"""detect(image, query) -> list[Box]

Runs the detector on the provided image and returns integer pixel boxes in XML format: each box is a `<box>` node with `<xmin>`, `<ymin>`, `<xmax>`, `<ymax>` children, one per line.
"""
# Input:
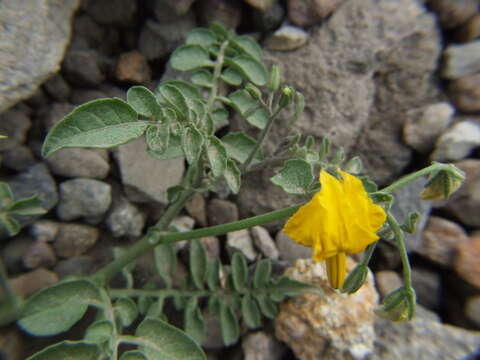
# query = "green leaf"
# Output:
<box><xmin>6</xmin><ymin>195</ymin><xmax>46</xmax><ymax>216</ymax></box>
<box><xmin>167</xmin><ymin>185</ymin><xmax>184</xmax><ymax>204</ymax></box>
<box><xmin>18</xmin><ymin>280</ymin><xmax>101</xmax><ymax>336</ymax></box>
<box><xmin>190</xmin><ymin>239</ymin><xmax>208</xmax><ymax>289</ymax></box>
<box><xmin>186</xmin><ymin>28</ymin><xmax>217</xmax><ymax>47</ymax></box>
<box><xmin>209</xmin><ymin>22</ymin><xmax>230</xmax><ymax>40</ymax></box>
<box><xmin>135</xmin><ymin>318</ymin><xmax>206</xmax><ymax>360</ymax></box>
<box><xmin>223</xmin><ymin>159</ymin><xmax>241</xmax><ymax>194</ymax></box>
<box><xmin>206</xmin><ymin>258</ymin><xmax>221</xmax><ymax>291</ymax></box>
<box><xmin>254</xmin><ymin>294</ymin><xmax>277</xmax><ymax>319</ymax></box>
<box><xmin>170</xmin><ymin>44</ymin><xmax>214</xmax><ymax>71</ymax></box>
<box><xmin>231</xmin><ymin>252</ymin><xmax>248</xmax><ymax>292</ymax></box>
<box><xmin>268</xmin><ymin>276</ymin><xmax>320</xmax><ymax>298</ymax></box>
<box><xmin>0</xmin><ymin>214</ymin><xmax>21</xmax><ymax>236</ymax></box>
<box><xmin>207</xmin><ymin>295</ymin><xmax>221</xmax><ymax>316</ymax></box>
<box><xmin>120</xmin><ymin>351</ymin><xmax>148</xmax><ymax>360</ymax></box>
<box><xmin>206</xmin><ymin>136</ymin><xmax>227</xmax><ymax>178</ymax></box>
<box><xmin>246</xmin><ymin>107</ymin><xmax>268</xmax><ymax>129</ymax></box>
<box><xmin>114</xmin><ymin>297</ymin><xmax>138</xmax><ymax>327</ymax></box>
<box><xmin>158</xmin><ymin>81</ymin><xmax>204</xmax><ymax>104</ymax></box>
<box><xmin>184</xmin><ymin>297</ymin><xmax>206</xmax><ymax>345</ymax></box>
<box><xmin>227</xmin><ymin>90</ymin><xmax>257</xmax><ymax>116</ymax></box>
<box><xmin>191</xmin><ymin>70</ymin><xmax>213</xmax><ymax>88</ymax></box>
<box><xmin>154</xmin><ymin>243</ymin><xmax>177</xmax><ymax>288</ymax></box>
<box><xmin>145</xmin><ymin>124</ymin><xmax>170</xmax><ymax>154</ymax></box>
<box><xmin>221</xmin><ymin>132</ymin><xmax>263</xmax><ymax>164</ymax></box>
<box><xmin>253</xmin><ymin>259</ymin><xmax>272</xmax><ymax>289</ymax></box>
<box><xmin>84</xmin><ymin>320</ymin><xmax>113</xmax><ymax>344</ymax></box>
<box><xmin>231</xmin><ymin>35</ymin><xmax>262</xmax><ymax>61</ymax></box>
<box><xmin>113</xmin><ymin>247</ymin><xmax>135</xmax><ymax>288</ymax></box>
<box><xmin>271</xmin><ymin>159</ymin><xmax>314</xmax><ymax>194</ymax></box>
<box><xmin>241</xmin><ymin>295</ymin><xmax>261</xmax><ymax>329</ymax></box>
<box><xmin>148</xmin><ymin>134</ymin><xmax>184</xmax><ymax>160</ymax></box>
<box><xmin>0</xmin><ymin>182</ymin><xmax>14</xmax><ymax>206</ymax></box>
<box><xmin>26</xmin><ymin>341</ymin><xmax>100</xmax><ymax>360</ymax></box>
<box><xmin>147</xmin><ymin>296</ymin><xmax>166</xmax><ymax>318</ymax></box>
<box><xmin>220</xmin><ymin>302</ymin><xmax>240</xmax><ymax>346</ymax></box>
<box><xmin>41</xmin><ymin>99</ymin><xmax>147</xmax><ymax>157</ymax></box>
<box><xmin>182</xmin><ymin>126</ymin><xmax>204</xmax><ymax>164</ymax></box>
<box><xmin>127</xmin><ymin>86</ymin><xmax>162</xmax><ymax>119</ymax></box>
<box><xmin>221</xmin><ymin>67</ymin><xmax>243</xmax><ymax>86</ymax></box>
<box><xmin>157</xmin><ymin>84</ymin><xmax>189</xmax><ymax>120</ymax></box>
<box><xmin>211</xmin><ymin>108</ymin><xmax>229</xmax><ymax>127</ymax></box>
<box><xmin>225</xmin><ymin>55</ymin><xmax>268</xmax><ymax>86</ymax></box>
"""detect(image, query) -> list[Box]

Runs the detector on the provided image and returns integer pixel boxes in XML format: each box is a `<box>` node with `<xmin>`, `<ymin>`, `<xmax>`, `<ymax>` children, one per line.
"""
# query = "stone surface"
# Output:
<box><xmin>1</xmin><ymin>236</ymin><xmax>33</xmax><ymax>273</ymax></box>
<box><xmin>454</xmin><ymin>14</ymin><xmax>480</xmax><ymax>43</ymax></box>
<box><xmin>264</xmin><ymin>25</ymin><xmax>309</xmax><ymax>51</ymax></box>
<box><xmin>276</xmin><ymin>231</ymin><xmax>313</xmax><ymax>264</ymax></box>
<box><xmin>432</xmin><ymin>120</ymin><xmax>480</xmax><ymax>161</ymax></box>
<box><xmin>106</xmin><ymin>195</ymin><xmax>145</xmax><ymax>238</ymax></box>
<box><xmin>428</xmin><ymin>0</ymin><xmax>478</xmax><ymax>29</ymax></box>
<box><xmin>198</xmin><ymin>236</ymin><xmax>220</xmax><ymax>260</ymax></box>
<box><xmin>411</xmin><ymin>267</ymin><xmax>442</xmax><ymax>311</ymax></box>
<box><xmin>30</xmin><ymin>220</ymin><xmax>60</xmax><ymax>243</ymax></box>
<box><xmin>454</xmin><ymin>235</ymin><xmax>480</xmax><ymax>289</ymax></box>
<box><xmin>46</xmin><ymin>148</ymin><xmax>110</xmax><ymax>179</ymax></box>
<box><xmin>253</xmin><ymin>2</ymin><xmax>285</xmax><ymax>32</ymax></box>
<box><xmin>465</xmin><ymin>296</ymin><xmax>480</xmax><ymax>328</ymax></box>
<box><xmin>115</xmin><ymin>137</ymin><xmax>184</xmax><ymax>204</ymax></box>
<box><xmin>2</xmin><ymin>145</ymin><xmax>37</xmax><ymax>171</ymax></box>
<box><xmin>0</xmin><ymin>328</ymin><xmax>25</xmax><ymax>360</ymax></box>
<box><xmin>242</xmin><ymin>331</ymin><xmax>286</xmax><ymax>360</ymax></box>
<box><xmin>62</xmin><ymin>49</ymin><xmax>105</xmax><ymax>87</ymax></box>
<box><xmin>56</xmin><ymin>178</ymin><xmax>112</xmax><ymax>222</ymax></box>
<box><xmin>198</xmin><ymin>0</ymin><xmax>242</xmax><ymax>29</ymax></box>
<box><xmin>275</xmin><ymin>258</ymin><xmax>378</xmax><ymax>360</ymax></box>
<box><xmin>42</xmin><ymin>102</ymin><xmax>75</xmax><ymax>130</ymax></box>
<box><xmin>226</xmin><ymin>229</ymin><xmax>257</xmax><ymax>262</ymax></box>
<box><xmin>418</xmin><ymin>216</ymin><xmax>469</xmax><ymax>267</ymax></box>
<box><xmin>449</xmin><ymin>74</ymin><xmax>480</xmax><ymax>113</ymax></box>
<box><xmin>374</xmin><ymin>270</ymin><xmax>403</xmax><ymax>299</ymax></box>
<box><xmin>442</xmin><ymin>40</ymin><xmax>480</xmax><ymax>79</ymax></box>
<box><xmin>153</xmin><ymin>0</ymin><xmax>197</xmax><ymax>18</ymax></box>
<box><xmin>0</xmin><ymin>0</ymin><xmax>79</xmax><ymax>112</ymax></box>
<box><xmin>288</xmin><ymin>0</ymin><xmax>344</xmax><ymax>27</ymax></box>
<box><xmin>370</xmin><ymin>316</ymin><xmax>480</xmax><ymax>359</ymax></box>
<box><xmin>442</xmin><ymin>160</ymin><xmax>480</xmax><ymax>228</ymax></box>
<box><xmin>54</xmin><ymin>255</ymin><xmax>95</xmax><ymax>279</ymax></box>
<box><xmin>53</xmin><ymin>223</ymin><xmax>99</xmax><ymax>258</ymax></box>
<box><xmin>403</xmin><ymin>102</ymin><xmax>454</xmax><ymax>154</ymax></box>
<box><xmin>207</xmin><ymin>199</ymin><xmax>239</xmax><ymax>226</ymax></box>
<box><xmin>251</xmin><ymin>226</ymin><xmax>280</xmax><ymax>260</ymax></box>
<box><xmin>84</xmin><ymin>0</ymin><xmax>137</xmax><ymax>25</ymax></box>
<box><xmin>116</xmin><ymin>51</ymin><xmax>151</xmax><ymax>84</ymax></box>
<box><xmin>185</xmin><ymin>192</ymin><xmax>207</xmax><ymax>226</ymax></box>
<box><xmin>244</xmin><ymin>0</ymin><xmax>275</xmax><ymax>12</ymax></box>
<box><xmin>22</xmin><ymin>241</ymin><xmax>56</xmax><ymax>269</ymax></box>
<box><xmin>0</xmin><ymin>109</ymin><xmax>31</xmax><ymax>151</ymax></box>
<box><xmin>8</xmin><ymin>163</ymin><xmax>58</xmax><ymax>213</ymax></box>
<box><xmin>240</xmin><ymin>0</ymin><xmax>442</xmax><ymax>214</ymax></box>
<box><xmin>43</xmin><ymin>73</ymin><xmax>71</xmax><ymax>102</ymax></box>
<box><xmin>9</xmin><ymin>268</ymin><xmax>59</xmax><ymax>297</ymax></box>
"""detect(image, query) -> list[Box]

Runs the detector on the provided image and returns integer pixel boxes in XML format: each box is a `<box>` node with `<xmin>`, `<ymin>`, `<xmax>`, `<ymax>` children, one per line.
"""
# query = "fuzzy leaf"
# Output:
<box><xmin>220</xmin><ymin>302</ymin><xmax>240</xmax><ymax>346</ymax></box>
<box><xmin>135</xmin><ymin>318</ymin><xmax>206</xmax><ymax>360</ymax></box>
<box><xmin>157</xmin><ymin>84</ymin><xmax>189</xmax><ymax>120</ymax></box>
<box><xmin>271</xmin><ymin>159</ymin><xmax>314</xmax><ymax>194</ymax></box>
<box><xmin>84</xmin><ymin>320</ymin><xmax>113</xmax><ymax>344</ymax></box>
<box><xmin>127</xmin><ymin>86</ymin><xmax>162</xmax><ymax>119</ymax></box>
<box><xmin>18</xmin><ymin>280</ymin><xmax>101</xmax><ymax>336</ymax></box>
<box><xmin>246</xmin><ymin>107</ymin><xmax>268</xmax><ymax>129</ymax></box>
<box><xmin>120</xmin><ymin>351</ymin><xmax>148</xmax><ymax>360</ymax></box>
<box><xmin>42</xmin><ymin>99</ymin><xmax>146</xmax><ymax>157</ymax></box>
<box><xmin>154</xmin><ymin>243</ymin><xmax>177</xmax><ymax>288</ymax></box>
<box><xmin>206</xmin><ymin>136</ymin><xmax>228</xmax><ymax>178</ymax></box>
<box><xmin>227</xmin><ymin>90</ymin><xmax>257</xmax><ymax>116</ymax></box>
<box><xmin>148</xmin><ymin>134</ymin><xmax>184</xmax><ymax>160</ymax></box>
<box><xmin>223</xmin><ymin>159</ymin><xmax>241</xmax><ymax>194</ymax></box>
<box><xmin>231</xmin><ymin>252</ymin><xmax>248</xmax><ymax>292</ymax></box>
<box><xmin>254</xmin><ymin>294</ymin><xmax>277</xmax><ymax>319</ymax></box>
<box><xmin>231</xmin><ymin>36</ymin><xmax>262</xmax><ymax>61</ymax></box>
<box><xmin>114</xmin><ymin>297</ymin><xmax>138</xmax><ymax>327</ymax></box>
<box><xmin>0</xmin><ymin>182</ymin><xmax>13</xmax><ymax>206</ymax></box>
<box><xmin>207</xmin><ymin>295</ymin><xmax>221</xmax><ymax>316</ymax></box>
<box><xmin>241</xmin><ymin>295</ymin><xmax>261</xmax><ymax>329</ymax></box>
<box><xmin>221</xmin><ymin>132</ymin><xmax>263</xmax><ymax>164</ymax></box>
<box><xmin>186</xmin><ymin>28</ymin><xmax>217</xmax><ymax>47</ymax></box>
<box><xmin>5</xmin><ymin>195</ymin><xmax>46</xmax><ymax>216</ymax></box>
<box><xmin>170</xmin><ymin>44</ymin><xmax>214</xmax><ymax>71</ymax></box>
<box><xmin>146</xmin><ymin>124</ymin><xmax>170</xmax><ymax>154</ymax></box>
<box><xmin>184</xmin><ymin>297</ymin><xmax>206</xmax><ymax>344</ymax></box>
<box><xmin>221</xmin><ymin>67</ymin><xmax>243</xmax><ymax>86</ymax></box>
<box><xmin>268</xmin><ymin>276</ymin><xmax>320</xmax><ymax>298</ymax></box>
<box><xmin>253</xmin><ymin>258</ymin><xmax>272</xmax><ymax>289</ymax></box>
<box><xmin>225</xmin><ymin>55</ymin><xmax>267</xmax><ymax>86</ymax></box>
<box><xmin>190</xmin><ymin>240</ymin><xmax>208</xmax><ymax>289</ymax></box>
<box><xmin>207</xmin><ymin>258</ymin><xmax>221</xmax><ymax>291</ymax></box>
<box><xmin>0</xmin><ymin>214</ymin><xmax>21</xmax><ymax>236</ymax></box>
<box><xmin>26</xmin><ymin>341</ymin><xmax>100</xmax><ymax>360</ymax></box>
<box><xmin>182</xmin><ymin>126</ymin><xmax>204</xmax><ymax>164</ymax></box>
<box><xmin>191</xmin><ymin>70</ymin><xmax>213</xmax><ymax>88</ymax></box>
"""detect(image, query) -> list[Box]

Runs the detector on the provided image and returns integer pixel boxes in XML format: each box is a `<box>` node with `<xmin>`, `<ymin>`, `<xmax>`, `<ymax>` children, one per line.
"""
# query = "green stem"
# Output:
<box><xmin>386</xmin><ymin>214</ymin><xmax>412</xmax><ymax>290</ymax></box>
<box><xmin>110</xmin><ymin>288</ymin><xmax>211</xmax><ymax>299</ymax></box>
<box><xmin>98</xmin><ymin>288</ymin><xmax>119</xmax><ymax>359</ymax></box>
<box><xmin>380</xmin><ymin>163</ymin><xmax>440</xmax><ymax>194</ymax></box>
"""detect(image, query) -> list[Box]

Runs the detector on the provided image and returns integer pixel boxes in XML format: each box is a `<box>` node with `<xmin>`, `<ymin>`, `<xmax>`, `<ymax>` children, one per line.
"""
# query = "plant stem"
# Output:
<box><xmin>386</xmin><ymin>213</ymin><xmax>412</xmax><ymax>290</ymax></box>
<box><xmin>380</xmin><ymin>162</ymin><xmax>440</xmax><ymax>194</ymax></box>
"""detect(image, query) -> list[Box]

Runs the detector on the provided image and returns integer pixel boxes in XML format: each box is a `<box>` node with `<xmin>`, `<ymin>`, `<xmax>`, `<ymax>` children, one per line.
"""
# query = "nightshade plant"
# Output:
<box><xmin>0</xmin><ymin>23</ymin><xmax>466</xmax><ymax>359</ymax></box>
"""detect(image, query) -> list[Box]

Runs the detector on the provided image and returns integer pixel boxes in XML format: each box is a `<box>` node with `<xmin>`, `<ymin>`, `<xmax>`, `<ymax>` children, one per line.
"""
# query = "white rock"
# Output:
<box><xmin>432</xmin><ymin>120</ymin><xmax>480</xmax><ymax>161</ymax></box>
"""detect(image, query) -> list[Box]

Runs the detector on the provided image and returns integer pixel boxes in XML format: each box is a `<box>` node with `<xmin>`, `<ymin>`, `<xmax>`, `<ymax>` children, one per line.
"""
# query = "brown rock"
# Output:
<box><xmin>10</xmin><ymin>268</ymin><xmax>59</xmax><ymax>297</ymax></box>
<box><xmin>207</xmin><ymin>199</ymin><xmax>239</xmax><ymax>226</ymax></box>
<box><xmin>244</xmin><ymin>0</ymin><xmax>275</xmax><ymax>12</ymax></box>
<box><xmin>418</xmin><ymin>216</ymin><xmax>469</xmax><ymax>266</ymax></box>
<box><xmin>465</xmin><ymin>296</ymin><xmax>480</xmax><ymax>327</ymax></box>
<box><xmin>22</xmin><ymin>241</ymin><xmax>56</xmax><ymax>269</ymax></box>
<box><xmin>30</xmin><ymin>220</ymin><xmax>60</xmax><ymax>243</ymax></box>
<box><xmin>274</xmin><ymin>258</ymin><xmax>378</xmax><ymax>360</ymax></box>
<box><xmin>46</xmin><ymin>148</ymin><xmax>110</xmax><ymax>179</ymax></box>
<box><xmin>242</xmin><ymin>331</ymin><xmax>286</xmax><ymax>360</ymax></box>
<box><xmin>185</xmin><ymin>192</ymin><xmax>207</xmax><ymax>226</ymax></box>
<box><xmin>0</xmin><ymin>328</ymin><xmax>26</xmax><ymax>360</ymax></box>
<box><xmin>454</xmin><ymin>14</ymin><xmax>480</xmax><ymax>42</ymax></box>
<box><xmin>288</xmin><ymin>0</ymin><xmax>344</xmax><ymax>27</ymax></box>
<box><xmin>199</xmin><ymin>236</ymin><xmax>220</xmax><ymax>260</ymax></box>
<box><xmin>53</xmin><ymin>223</ymin><xmax>100</xmax><ymax>258</ymax></box>
<box><xmin>449</xmin><ymin>73</ymin><xmax>480</xmax><ymax>113</ymax></box>
<box><xmin>116</xmin><ymin>51</ymin><xmax>151</xmax><ymax>84</ymax></box>
<box><xmin>198</xmin><ymin>0</ymin><xmax>242</xmax><ymax>29</ymax></box>
<box><xmin>428</xmin><ymin>0</ymin><xmax>478</xmax><ymax>29</ymax></box>
<box><xmin>454</xmin><ymin>235</ymin><xmax>480</xmax><ymax>288</ymax></box>
<box><xmin>375</xmin><ymin>270</ymin><xmax>403</xmax><ymax>299</ymax></box>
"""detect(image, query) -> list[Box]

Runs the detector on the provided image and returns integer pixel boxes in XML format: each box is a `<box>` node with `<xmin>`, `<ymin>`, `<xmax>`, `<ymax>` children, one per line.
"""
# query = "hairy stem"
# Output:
<box><xmin>380</xmin><ymin>162</ymin><xmax>440</xmax><ymax>194</ymax></box>
<box><xmin>386</xmin><ymin>213</ymin><xmax>412</xmax><ymax>291</ymax></box>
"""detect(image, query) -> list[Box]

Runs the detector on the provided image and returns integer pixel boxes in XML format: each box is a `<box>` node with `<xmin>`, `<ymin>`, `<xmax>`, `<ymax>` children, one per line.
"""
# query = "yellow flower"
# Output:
<box><xmin>283</xmin><ymin>170</ymin><xmax>386</xmax><ymax>289</ymax></box>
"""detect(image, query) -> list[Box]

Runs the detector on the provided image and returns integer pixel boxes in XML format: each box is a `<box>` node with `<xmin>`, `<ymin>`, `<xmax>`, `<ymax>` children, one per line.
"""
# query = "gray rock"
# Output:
<box><xmin>207</xmin><ymin>199</ymin><xmax>239</xmax><ymax>226</ymax></box>
<box><xmin>227</xmin><ymin>229</ymin><xmax>257</xmax><ymax>262</ymax></box>
<box><xmin>106</xmin><ymin>195</ymin><xmax>146</xmax><ymax>238</ymax></box>
<box><xmin>371</xmin><ymin>317</ymin><xmax>480</xmax><ymax>360</ymax></box>
<box><xmin>251</xmin><ymin>226</ymin><xmax>280</xmax><ymax>260</ymax></box>
<box><xmin>465</xmin><ymin>296</ymin><xmax>480</xmax><ymax>328</ymax></box>
<box><xmin>264</xmin><ymin>25</ymin><xmax>309</xmax><ymax>51</ymax></box>
<box><xmin>0</xmin><ymin>0</ymin><xmax>80</xmax><ymax>113</ymax></box>
<box><xmin>0</xmin><ymin>109</ymin><xmax>31</xmax><ymax>151</ymax></box>
<box><xmin>288</xmin><ymin>0</ymin><xmax>344</xmax><ymax>27</ymax></box>
<box><xmin>403</xmin><ymin>102</ymin><xmax>454</xmax><ymax>154</ymax></box>
<box><xmin>22</xmin><ymin>241</ymin><xmax>56</xmax><ymax>269</ymax></box>
<box><xmin>53</xmin><ymin>223</ymin><xmax>100</xmax><ymax>258</ymax></box>
<box><xmin>57</xmin><ymin>178</ymin><xmax>111</xmax><ymax>222</ymax></box>
<box><xmin>275</xmin><ymin>231</ymin><xmax>312</xmax><ymax>264</ymax></box>
<box><xmin>84</xmin><ymin>0</ymin><xmax>137</xmax><ymax>26</ymax></box>
<box><xmin>42</xmin><ymin>102</ymin><xmax>75</xmax><ymax>130</ymax></box>
<box><xmin>30</xmin><ymin>220</ymin><xmax>60</xmax><ymax>243</ymax></box>
<box><xmin>62</xmin><ymin>49</ymin><xmax>105</xmax><ymax>87</ymax></box>
<box><xmin>443</xmin><ymin>41</ymin><xmax>480</xmax><ymax>79</ymax></box>
<box><xmin>153</xmin><ymin>0</ymin><xmax>197</xmax><ymax>18</ymax></box>
<box><xmin>242</xmin><ymin>331</ymin><xmax>286</xmax><ymax>360</ymax></box>
<box><xmin>46</xmin><ymin>148</ymin><xmax>110</xmax><ymax>179</ymax></box>
<box><xmin>8</xmin><ymin>163</ymin><xmax>58</xmax><ymax>213</ymax></box>
<box><xmin>432</xmin><ymin>120</ymin><xmax>480</xmax><ymax>162</ymax></box>
<box><xmin>115</xmin><ymin>137</ymin><xmax>184</xmax><ymax>204</ymax></box>
<box><xmin>2</xmin><ymin>145</ymin><xmax>37</xmax><ymax>171</ymax></box>
<box><xmin>411</xmin><ymin>267</ymin><xmax>441</xmax><ymax>311</ymax></box>
<box><xmin>389</xmin><ymin>179</ymin><xmax>431</xmax><ymax>252</ymax></box>
<box><xmin>43</xmin><ymin>73</ymin><xmax>71</xmax><ymax>102</ymax></box>
<box><xmin>252</xmin><ymin>2</ymin><xmax>285</xmax><ymax>32</ymax></box>
<box><xmin>0</xmin><ymin>236</ymin><xmax>33</xmax><ymax>273</ymax></box>
<box><xmin>54</xmin><ymin>256</ymin><xmax>95</xmax><ymax>279</ymax></box>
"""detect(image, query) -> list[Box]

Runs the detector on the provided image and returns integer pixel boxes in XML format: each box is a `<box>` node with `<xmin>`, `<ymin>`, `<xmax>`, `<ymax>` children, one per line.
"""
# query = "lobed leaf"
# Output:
<box><xmin>225</xmin><ymin>55</ymin><xmax>268</xmax><ymax>86</ymax></box>
<box><xmin>231</xmin><ymin>252</ymin><xmax>248</xmax><ymax>292</ymax></box>
<box><xmin>221</xmin><ymin>132</ymin><xmax>264</xmax><ymax>165</ymax></box>
<box><xmin>127</xmin><ymin>86</ymin><xmax>162</xmax><ymax>119</ymax></box>
<box><xmin>191</xmin><ymin>70</ymin><xmax>213</xmax><ymax>88</ymax></box>
<box><xmin>114</xmin><ymin>297</ymin><xmax>139</xmax><ymax>328</ymax></box>
<box><xmin>253</xmin><ymin>258</ymin><xmax>272</xmax><ymax>289</ymax></box>
<box><xmin>227</xmin><ymin>90</ymin><xmax>258</xmax><ymax>116</ymax></box>
<box><xmin>206</xmin><ymin>136</ymin><xmax>228</xmax><ymax>178</ymax></box>
<box><xmin>186</xmin><ymin>28</ymin><xmax>217</xmax><ymax>47</ymax></box>
<box><xmin>154</xmin><ymin>243</ymin><xmax>177</xmax><ymax>288</ymax></box>
<box><xmin>170</xmin><ymin>44</ymin><xmax>214</xmax><ymax>71</ymax></box>
<box><xmin>146</xmin><ymin>124</ymin><xmax>170</xmax><ymax>154</ymax></box>
<box><xmin>231</xmin><ymin>35</ymin><xmax>262</xmax><ymax>61</ymax></box>
<box><xmin>190</xmin><ymin>240</ymin><xmax>208</xmax><ymax>289</ymax></box>
<box><xmin>5</xmin><ymin>195</ymin><xmax>46</xmax><ymax>216</ymax></box>
<box><xmin>42</xmin><ymin>99</ymin><xmax>147</xmax><ymax>157</ymax></box>
<box><xmin>182</xmin><ymin>126</ymin><xmax>204</xmax><ymax>164</ymax></box>
<box><xmin>26</xmin><ymin>341</ymin><xmax>100</xmax><ymax>360</ymax></box>
<box><xmin>84</xmin><ymin>320</ymin><xmax>114</xmax><ymax>344</ymax></box>
<box><xmin>221</xmin><ymin>67</ymin><xmax>243</xmax><ymax>86</ymax></box>
<box><xmin>223</xmin><ymin>159</ymin><xmax>241</xmax><ymax>194</ymax></box>
<box><xmin>246</xmin><ymin>107</ymin><xmax>268</xmax><ymax>130</ymax></box>
<box><xmin>271</xmin><ymin>159</ymin><xmax>314</xmax><ymax>194</ymax></box>
<box><xmin>241</xmin><ymin>295</ymin><xmax>261</xmax><ymax>329</ymax></box>
<box><xmin>219</xmin><ymin>302</ymin><xmax>240</xmax><ymax>346</ymax></box>
<box><xmin>148</xmin><ymin>134</ymin><xmax>184</xmax><ymax>160</ymax></box>
<box><xmin>184</xmin><ymin>297</ymin><xmax>206</xmax><ymax>345</ymax></box>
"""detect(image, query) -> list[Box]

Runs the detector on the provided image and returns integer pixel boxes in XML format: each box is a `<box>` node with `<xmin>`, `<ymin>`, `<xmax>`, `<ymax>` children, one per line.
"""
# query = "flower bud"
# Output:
<box><xmin>420</xmin><ymin>164</ymin><xmax>465</xmax><ymax>200</ymax></box>
<box><xmin>344</xmin><ymin>156</ymin><xmax>363</xmax><ymax>175</ymax></box>
<box><xmin>269</xmin><ymin>65</ymin><xmax>281</xmax><ymax>92</ymax></box>
<box><xmin>341</xmin><ymin>264</ymin><xmax>368</xmax><ymax>294</ymax></box>
<box><xmin>375</xmin><ymin>287</ymin><xmax>416</xmax><ymax>322</ymax></box>
<box><xmin>278</xmin><ymin>86</ymin><xmax>294</xmax><ymax>108</ymax></box>
<box><xmin>245</xmin><ymin>83</ymin><xmax>262</xmax><ymax>101</ymax></box>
